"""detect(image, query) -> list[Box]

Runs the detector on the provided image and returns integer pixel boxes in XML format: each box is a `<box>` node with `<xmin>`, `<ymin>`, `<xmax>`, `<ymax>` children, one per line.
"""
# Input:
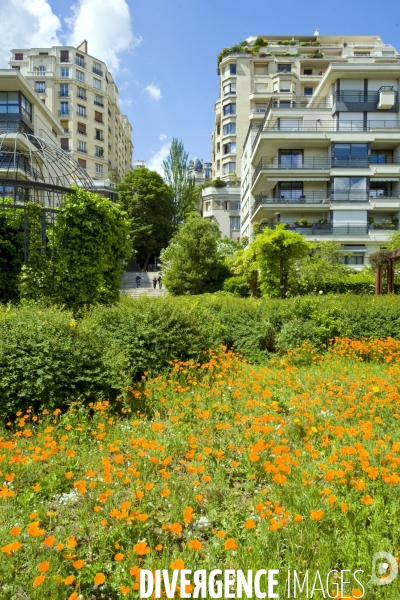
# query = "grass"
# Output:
<box><xmin>0</xmin><ymin>339</ymin><xmax>400</xmax><ymax>599</ymax></box>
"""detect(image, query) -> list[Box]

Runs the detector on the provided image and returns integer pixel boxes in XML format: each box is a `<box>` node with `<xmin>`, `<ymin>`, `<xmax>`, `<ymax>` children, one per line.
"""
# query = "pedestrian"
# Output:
<box><xmin>152</xmin><ymin>276</ymin><xmax>157</xmax><ymax>289</ymax></box>
<box><xmin>157</xmin><ymin>273</ymin><xmax>162</xmax><ymax>289</ymax></box>
<box><xmin>135</xmin><ymin>273</ymin><xmax>142</xmax><ymax>288</ymax></box>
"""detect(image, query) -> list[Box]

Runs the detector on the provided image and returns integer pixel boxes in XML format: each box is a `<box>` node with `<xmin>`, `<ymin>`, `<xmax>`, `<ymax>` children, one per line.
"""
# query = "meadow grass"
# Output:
<box><xmin>0</xmin><ymin>339</ymin><xmax>399</xmax><ymax>599</ymax></box>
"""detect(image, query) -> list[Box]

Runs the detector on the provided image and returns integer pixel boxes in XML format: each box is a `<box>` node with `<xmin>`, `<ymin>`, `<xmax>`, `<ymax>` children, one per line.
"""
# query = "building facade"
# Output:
<box><xmin>211</xmin><ymin>34</ymin><xmax>400</xmax><ymax>264</ymax></box>
<box><xmin>9</xmin><ymin>41</ymin><xmax>133</xmax><ymax>183</ymax></box>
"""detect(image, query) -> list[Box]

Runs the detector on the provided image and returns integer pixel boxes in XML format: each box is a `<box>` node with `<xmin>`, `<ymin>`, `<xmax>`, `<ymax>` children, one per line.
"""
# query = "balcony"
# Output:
<box><xmin>94</xmin><ymin>136</ymin><xmax>104</xmax><ymax>141</ymax></box>
<box><xmin>58</xmin><ymin>92</ymin><xmax>70</xmax><ymax>97</ymax></box>
<box><xmin>77</xmin><ymin>130</ymin><xmax>87</xmax><ymax>135</ymax></box>
<box><xmin>75</xmin><ymin>58</ymin><xmax>86</xmax><ymax>68</ymax></box>
<box><xmin>253</xmin><ymin>156</ymin><xmax>331</xmax><ymax>183</ymax></box>
<box><xmin>94</xmin><ymin>118</ymin><xmax>104</xmax><ymax>124</ymax></box>
<box><xmin>258</xmin><ymin>119</ymin><xmax>400</xmax><ymax>134</ymax></box>
<box><xmin>93</xmin><ymin>67</ymin><xmax>103</xmax><ymax>77</ymax></box>
<box><xmin>77</xmin><ymin>111</ymin><xmax>87</xmax><ymax>118</ymax></box>
<box><xmin>77</xmin><ymin>93</ymin><xmax>87</xmax><ymax>101</ymax></box>
<box><xmin>333</xmin><ymin>88</ymin><xmax>398</xmax><ymax>113</ymax></box>
<box><xmin>259</xmin><ymin>222</ymin><xmax>371</xmax><ymax>236</ymax></box>
<box><xmin>253</xmin><ymin>192</ymin><xmax>329</xmax><ymax>212</ymax></box>
<box><xmin>94</xmin><ymin>100</ymin><xmax>104</xmax><ymax>107</ymax></box>
<box><xmin>77</xmin><ymin>148</ymin><xmax>87</xmax><ymax>154</ymax></box>
<box><xmin>58</xmin><ymin>110</ymin><xmax>70</xmax><ymax>116</ymax></box>
<box><xmin>270</xmin><ymin>97</ymin><xmax>331</xmax><ymax>109</ymax></box>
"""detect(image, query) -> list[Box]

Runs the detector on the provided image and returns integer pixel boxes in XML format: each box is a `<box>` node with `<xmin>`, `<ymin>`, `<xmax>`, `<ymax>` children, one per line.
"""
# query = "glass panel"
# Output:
<box><xmin>280</xmin><ymin>151</ymin><xmax>303</xmax><ymax>168</ymax></box>
<box><xmin>279</xmin><ymin>182</ymin><xmax>303</xmax><ymax>199</ymax></box>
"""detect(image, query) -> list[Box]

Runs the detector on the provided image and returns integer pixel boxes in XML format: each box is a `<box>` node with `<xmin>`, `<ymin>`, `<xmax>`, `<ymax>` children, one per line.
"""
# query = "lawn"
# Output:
<box><xmin>0</xmin><ymin>339</ymin><xmax>399</xmax><ymax>599</ymax></box>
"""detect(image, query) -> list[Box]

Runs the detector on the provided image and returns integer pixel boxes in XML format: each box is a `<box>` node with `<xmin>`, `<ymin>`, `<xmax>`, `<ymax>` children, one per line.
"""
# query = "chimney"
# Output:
<box><xmin>77</xmin><ymin>40</ymin><xmax>88</xmax><ymax>54</ymax></box>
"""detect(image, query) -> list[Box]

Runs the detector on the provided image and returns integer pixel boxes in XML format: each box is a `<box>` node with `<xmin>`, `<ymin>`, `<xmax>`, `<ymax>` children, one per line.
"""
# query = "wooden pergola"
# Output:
<box><xmin>370</xmin><ymin>248</ymin><xmax>400</xmax><ymax>294</ymax></box>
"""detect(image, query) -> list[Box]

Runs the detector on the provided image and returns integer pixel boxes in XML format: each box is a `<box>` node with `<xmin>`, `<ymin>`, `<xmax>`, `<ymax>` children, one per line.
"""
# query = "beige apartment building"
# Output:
<box><xmin>8</xmin><ymin>41</ymin><xmax>133</xmax><ymax>183</ymax></box>
<box><xmin>209</xmin><ymin>34</ymin><xmax>400</xmax><ymax>265</ymax></box>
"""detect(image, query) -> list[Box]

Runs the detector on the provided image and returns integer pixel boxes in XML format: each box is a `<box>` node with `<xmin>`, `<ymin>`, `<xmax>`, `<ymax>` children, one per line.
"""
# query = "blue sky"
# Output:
<box><xmin>1</xmin><ymin>0</ymin><xmax>400</xmax><ymax>172</ymax></box>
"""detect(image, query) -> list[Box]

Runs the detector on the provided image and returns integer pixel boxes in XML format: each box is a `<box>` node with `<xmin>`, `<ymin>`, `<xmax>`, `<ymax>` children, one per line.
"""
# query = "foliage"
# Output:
<box><xmin>252</xmin><ymin>224</ymin><xmax>311</xmax><ymax>297</ymax></box>
<box><xmin>161</xmin><ymin>214</ymin><xmax>230</xmax><ymax>295</ymax></box>
<box><xmin>117</xmin><ymin>167</ymin><xmax>174</xmax><ymax>266</ymax></box>
<box><xmin>0</xmin><ymin>206</ymin><xmax>24</xmax><ymax>303</ymax></box>
<box><xmin>387</xmin><ymin>229</ymin><xmax>400</xmax><ymax>250</ymax></box>
<box><xmin>222</xmin><ymin>275</ymin><xmax>250</xmax><ymax>297</ymax></box>
<box><xmin>0</xmin><ymin>343</ymin><xmax>400</xmax><ymax>597</ymax></box>
<box><xmin>162</xmin><ymin>139</ymin><xmax>199</xmax><ymax>229</ymax></box>
<box><xmin>18</xmin><ymin>203</ymin><xmax>54</xmax><ymax>304</ymax></box>
<box><xmin>55</xmin><ymin>187</ymin><xmax>131</xmax><ymax>311</ymax></box>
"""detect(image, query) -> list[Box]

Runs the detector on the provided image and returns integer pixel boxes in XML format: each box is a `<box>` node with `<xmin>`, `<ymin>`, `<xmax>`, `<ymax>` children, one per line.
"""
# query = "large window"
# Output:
<box><xmin>38</xmin><ymin>66</ymin><xmax>46</xmax><ymax>72</ymax></box>
<box><xmin>223</xmin><ymin>142</ymin><xmax>236</xmax><ymax>155</ymax></box>
<box><xmin>369</xmin><ymin>182</ymin><xmax>392</xmax><ymax>198</ymax></box>
<box><xmin>95</xmin><ymin>163</ymin><xmax>103</xmax><ymax>175</ymax></box>
<box><xmin>223</xmin><ymin>103</ymin><xmax>236</xmax><ymax>115</ymax></box>
<box><xmin>339</xmin><ymin>254</ymin><xmax>364</xmax><ymax>265</ymax></box>
<box><xmin>76</xmin><ymin>70</ymin><xmax>85</xmax><ymax>82</ymax></box>
<box><xmin>278</xmin><ymin>182</ymin><xmax>303</xmax><ymax>200</ymax></box>
<box><xmin>94</xmin><ymin>94</ymin><xmax>104</xmax><ymax>106</ymax></box>
<box><xmin>277</xmin><ymin>64</ymin><xmax>291</xmax><ymax>73</ymax></box>
<box><xmin>0</xmin><ymin>92</ymin><xmax>19</xmax><ymax>114</ymax></box>
<box><xmin>279</xmin><ymin>80</ymin><xmax>291</xmax><ymax>93</ymax></box>
<box><xmin>370</xmin><ymin>149</ymin><xmax>393</xmax><ymax>164</ymax></box>
<box><xmin>61</xmin><ymin>68</ymin><xmax>69</xmax><ymax>78</ymax></box>
<box><xmin>93</xmin><ymin>78</ymin><xmax>102</xmax><ymax>90</ymax></box>
<box><xmin>224</xmin><ymin>63</ymin><xmax>236</xmax><ymax>76</ymax></box>
<box><xmin>78</xmin><ymin>140</ymin><xmax>87</xmax><ymax>153</ymax></box>
<box><xmin>223</xmin><ymin>162</ymin><xmax>236</xmax><ymax>174</ymax></box>
<box><xmin>77</xmin><ymin>105</ymin><xmax>86</xmax><ymax>117</ymax></box>
<box><xmin>35</xmin><ymin>82</ymin><xmax>46</xmax><ymax>93</ymax></box>
<box><xmin>21</xmin><ymin>94</ymin><xmax>32</xmax><ymax>121</ymax></box>
<box><xmin>332</xmin><ymin>143</ymin><xmax>368</xmax><ymax>167</ymax></box>
<box><xmin>95</xmin><ymin>146</ymin><xmax>104</xmax><ymax>157</ymax></box>
<box><xmin>279</xmin><ymin>150</ymin><xmax>303</xmax><ymax>168</ymax></box>
<box><xmin>60</xmin><ymin>84</ymin><xmax>69</xmax><ymax>97</ymax></box>
<box><xmin>332</xmin><ymin>177</ymin><xmax>367</xmax><ymax>199</ymax></box>
<box><xmin>230</xmin><ymin>217</ymin><xmax>241</xmax><ymax>230</ymax></box>
<box><xmin>60</xmin><ymin>102</ymin><xmax>69</xmax><ymax>116</ymax></box>
<box><xmin>223</xmin><ymin>122</ymin><xmax>236</xmax><ymax>135</ymax></box>
<box><xmin>304</xmin><ymin>87</ymin><xmax>313</xmax><ymax>96</ymax></box>
<box><xmin>93</xmin><ymin>62</ymin><xmax>103</xmax><ymax>76</ymax></box>
<box><xmin>223</xmin><ymin>83</ymin><xmax>236</xmax><ymax>96</ymax></box>
<box><xmin>77</xmin><ymin>87</ymin><xmax>86</xmax><ymax>99</ymax></box>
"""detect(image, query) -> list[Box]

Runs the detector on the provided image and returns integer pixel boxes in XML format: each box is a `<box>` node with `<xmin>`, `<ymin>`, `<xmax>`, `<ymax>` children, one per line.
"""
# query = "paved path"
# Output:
<box><xmin>121</xmin><ymin>272</ymin><xmax>167</xmax><ymax>297</ymax></box>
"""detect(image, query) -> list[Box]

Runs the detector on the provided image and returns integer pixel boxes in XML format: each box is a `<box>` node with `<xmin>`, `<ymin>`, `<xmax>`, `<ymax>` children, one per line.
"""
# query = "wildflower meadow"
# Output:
<box><xmin>0</xmin><ymin>338</ymin><xmax>399</xmax><ymax>598</ymax></box>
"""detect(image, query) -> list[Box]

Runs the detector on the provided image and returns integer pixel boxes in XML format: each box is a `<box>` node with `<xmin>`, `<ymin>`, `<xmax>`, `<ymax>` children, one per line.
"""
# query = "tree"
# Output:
<box><xmin>252</xmin><ymin>224</ymin><xmax>311</xmax><ymax>297</ymax></box>
<box><xmin>294</xmin><ymin>242</ymin><xmax>355</xmax><ymax>293</ymax></box>
<box><xmin>55</xmin><ymin>187</ymin><xmax>131</xmax><ymax>310</ymax></box>
<box><xmin>117</xmin><ymin>168</ymin><xmax>174</xmax><ymax>268</ymax></box>
<box><xmin>162</xmin><ymin>139</ymin><xmax>199</xmax><ymax>228</ymax></box>
<box><xmin>161</xmin><ymin>214</ymin><xmax>230</xmax><ymax>295</ymax></box>
<box><xmin>0</xmin><ymin>207</ymin><xmax>24</xmax><ymax>303</ymax></box>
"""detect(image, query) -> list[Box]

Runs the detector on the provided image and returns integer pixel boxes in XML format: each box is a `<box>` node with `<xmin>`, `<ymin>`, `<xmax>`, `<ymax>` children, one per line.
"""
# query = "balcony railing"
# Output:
<box><xmin>77</xmin><ymin>93</ymin><xmax>87</xmax><ymax>100</ymax></box>
<box><xmin>75</xmin><ymin>58</ymin><xmax>86</xmax><ymax>68</ymax></box>
<box><xmin>58</xmin><ymin>110</ymin><xmax>69</xmax><ymax>116</ymax></box>
<box><xmin>94</xmin><ymin>100</ymin><xmax>104</xmax><ymax>107</ymax></box>
<box><xmin>94</xmin><ymin>118</ymin><xmax>104</xmax><ymax>124</ymax></box>
<box><xmin>271</xmin><ymin>97</ymin><xmax>331</xmax><ymax>109</ymax></box>
<box><xmin>259</xmin><ymin>120</ymin><xmax>400</xmax><ymax>133</ymax></box>
<box><xmin>259</xmin><ymin>222</ymin><xmax>371</xmax><ymax>235</ymax></box>
<box><xmin>58</xmin><ymin>92</ymin><xmax>70</xmax><ymax>97</ymax></box>
<box><xmin>93</xmin><ymin>67</ymin><xmax>104</xmax><ymax>77</ymax></box>
<box><xmin>77</xmin><ymin>130</ymin><xmax>87</xmax><ymax>135</ymax></box>
<box><xmin>94</xmin><ymin>136</ymin><xmax>104</xmax><ymax>141</ymax></box>
<box><xmin>253</xmin><ymin>191</ymin><xmax>400</xmax><ymax>213</ymax></box>
<box><xmin>77</xmin><ymin>111</ymin><xmax>87</xmax><ymax>118</ymax></box>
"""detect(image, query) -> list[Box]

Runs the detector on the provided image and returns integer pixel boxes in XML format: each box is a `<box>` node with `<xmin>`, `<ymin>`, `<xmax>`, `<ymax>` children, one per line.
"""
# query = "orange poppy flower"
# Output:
<box><xmin>38</xmin><ymin>561</ymin><xmax>50</xmax><ymax>573</ymax></box>
<box><xmin>170</xmin><ymin>559</ymin><xmax>185</xmax><ymax>570</ymax></box>
<box><xmin>244</xmin><ymin>519</ymin><xmax>256</xmax><ymax>529</ymax></box>
<box><xmin>224</xmin><ymin>538</ymin><xmax>237</xmax><ymax>550</ymax></box>
<box><xmin>94</xmin><ymin>573</ymin><xmax>106</xmax><ymax>586</ymax></box>
<box><xmin>133</xmin><ymin>541</ymin><xmax>150</xmax><ymax>555</ymax></box>
<box><xmin>33</xmin><ymin>575</ymin><xmax>45</xmax><ymax>588</ymax></box>
<box><xmin>64</xmin><ymin>575</ymin><xmax>75</xmax><ymax>585</ymax></box>
<box><xmin>188</xmin><ymin>540</ymin><xmax>202</xmax><ymax>550</ymax></box>
<box><xmin>310</xmin><ymin>509</ymin><xmax>324</xmax><ymax>521</ymax></box>
<box><xmin>73</xmin><ymin>559</ymin><xmax>84</xmax><ymax>570</ymax></box>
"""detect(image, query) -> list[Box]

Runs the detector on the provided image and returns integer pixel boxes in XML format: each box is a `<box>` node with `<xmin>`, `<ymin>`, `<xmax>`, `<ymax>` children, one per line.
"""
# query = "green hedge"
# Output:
<box><xmin>2</xmin><ymin>294</ymin><xmax>400</xmax><ymax>418</ymax></box>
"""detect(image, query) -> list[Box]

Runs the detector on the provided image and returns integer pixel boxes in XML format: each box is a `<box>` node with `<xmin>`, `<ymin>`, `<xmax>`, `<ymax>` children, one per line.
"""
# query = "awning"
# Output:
<box><xmin>370</xmin><ymin>177</ymin><xmax>400</xmax><ymax>182</ymax></box>
<box><xmin>266</xmin><ymin>177</ymin><xmax>330</xmax><ymax>182</ymax></box>
<box><xmin>342</xmin><ymin>245</ymin><xmax>367</xmax><ymax>252</ymax></box>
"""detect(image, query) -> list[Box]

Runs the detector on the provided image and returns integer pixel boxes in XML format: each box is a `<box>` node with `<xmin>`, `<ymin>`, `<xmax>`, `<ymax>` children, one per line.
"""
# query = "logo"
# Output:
<box><xmin>372</xmin><ymin>552</ymin><xmax>398</xmax><ymax>586</ymax></box>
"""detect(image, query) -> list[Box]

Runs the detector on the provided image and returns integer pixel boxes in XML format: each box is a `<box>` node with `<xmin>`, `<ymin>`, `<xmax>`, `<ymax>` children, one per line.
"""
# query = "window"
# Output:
<box><xmin>279</xmin><ymin>182</ymin><xmax>303</xmax><ymax>200</ymax></box>
<box><xmin>223</xmin><ymin>83</ymin><xmax>236</xmax><ymax>96</ymax></box>
<box><xmin>332</xmin><ymin>143</ymin><xmax>368</xmax><ymax>167</ymax></box>
<box><xmin>280</xmin><ymin>80</ymin><xmax>291</xmax><ymax>92</ymax></box>
<box><xmin>76</xmin><ymin>70</ymin><xmax>84</xmax><ymax>82</ymax></box>
<box><xmin>332</xmin><ymin>177</ymin><xmax>367</xmax><ymax>199</ymax></box>
<box><xmin>60</xmin><ymin>120</ymin><xmax>69</xmax><ymax>133</ymax></box>
<box><xmin>11</xmin><ymin>66</ymin><xmax>20</xmax><ymax>71</ymax></box>
<box><xmin>235</xmin><ymin>202</ymin><xmax>241</xmax><ymax>210</ymax></box>
<box><xmin>95</xmin><ymin>129</ymin><xmax>103</xmax><ymax>140</ymax></box>
<box><xmin>205</xmin><ymin>202</ymin><xmax>211</xmax><ymax>212</ymax></box>
<box><xmin>279</xmin><ymin>150</ymin><xmax>303</xmax><ymax>168</ymax></box>
<box><xmin>223</xmin><ymin>122</ymin><xmax>236</xmax><ymax>135</ymax></box>
<box><xmin>382</xmin><ymin>50</ymin><xmax>395</xmax><ymax>56</ymax></box>
<box><xmin>303</xmin><ymin>69</ymin><xmax>313</xmax><ymax>75</ymax></box>
<box><xmin>60</xmin><ymin>102</ymin><xmax>69</xmax><ymax>116</ymax></box>
<box><xmin>76</xmin><ymin>54</ymin><xmax>85</xmax><ymax>67</ymax></box>
<box><xmin>369</xmin><ymin>182</ymin><xmax>392</xmax><ymax>198</ymax></box>
<box><xmin>93</xmin><ymin>78</ymin><xmax>102</xmax><ymax>90</ymax></box>
<box><xmin>223</xmin><ymin>142</ymin><xmax>236</xmax><ymax>155</ymax></box>
<box><xmin>370</xmin><ymin>149</ymin><xmax>393</xmax><ymax>164</ymax></box>
<box><xmin>223</xmin><ymin>103</ymin><xmax>236</xmax><ymax>115</ymax></box>
<box><xmin>254</xmin><ymin>103</ymin><xmax>266</xmax><ymax>113</ymax></box>
<box><xmin>0</xmin><ymin>92</ymin><xmax>19</xmax><ymax>114</ymax></box>
<box><xmin>77</xmin><ymin>123</ymin><xmax>86</xmax><ymax>134</ymax></box>
<box><xmin>216</xmin><ymin>142</ymin><xmax>220</xmax><ymax>153</ymax></box>
<box><xmin>35</xmin><ymin>82</ymin><xmax>46</xmax><ymax>94</ymax></box>
<box><xmin>77</xmin><ymin>87</ymin><xmax>86</xmax><ymax>99</ymax></box>
<box><xmin>78</xmin><ymin>140</ymin><xmax>87</xmax><ymax>152</ymax></box>
<box><xmin>255</xmin><ymin>83</ymin><xmax>267</xmax><ymax>93</ymax></box>
<box><xmin>223</xmin><ymin>162</ymin><xmax>236</xmax><ymax>174</ymax></box>
<box><xmin>339</xmin><ymin>254</ymin><xmax>364</xmax><ymax>265</ymax></box>
<box><xmin>94</xmin><ymin>94</ymin><xmax>103</xmax><ymax>106</ymax></box>
<box><xmin>61</xmin><ymin>68</ymin><xmax>69</xmax><ymax>77</ymax></box>
<box><xmin>93</xmin><ymin>62</ymin><xmax>103</xmax><ymax>76</ymax></box>
<box><xmin>77</xmin><ymin>105</ymin><xmax>86</xmax><ymax>117</ymax></box>
<box><xmin>38</xmin><ymin>65</ymin><xmax>46</xmax><ymax>72</ymax></box>
<box><xmin>95</xmin><ymin>146</ymin><xmax>104</xmax><ymax>157</ymax></box>
<box><xmin>60</xmin><ymin>84</ymin><xmax>69</xmax><ymax>97</ymax></box>
<box><xmin>61</xmin><ymin>138</ymin><xmax>69</xmax><ymax>151</ymax></box>
<box><xmin>230</xmin><ymin>216</ymin><xmax>241</xmax><ymax>230</ymax></box>
<box><xmin>224</xmin><ymin>63</ymin><xmax>236</xmax><ymax>76</ymax></box>
<box><xmin>95</xmin><ymin>163</ymin><xmax>103</xmax><ymax>175</ymax></box>
<box><xmin>277</xmin><ymin>63</ymin><xmax>291</xmax><ymax>73</ymax></box>
<box><xmin>78</xmin><ymin>158</ymin><xmax>86</xmax><ymax>169</ymax></box>
<box><xmin>60</xmin><ymin>50</ymin><xmax>69</xmax><ymax>63</ymax></box>
<box><xmin>225</xmin><ymin>201</ymin><xmax>230</xmax><ymax>210</ymax></box>
<box><xmin>21</xmin><ymin>94</ymin><xmax>32</xmax><ymax>121</ymax></box>
<box><xmin>14</xmin><ymin>53</ymin><xmax>23</xmax><ymax>61</ymax></box>
<box><xmin>304</xmin><ymin>87</ymin><xmax>313</xmax><ymax>96</ymax></box>
<box><xmin>255</xmin><ymin>64</ymin><xmax>268</xmax><ymax>75</ymax></box>
<box><xmin>95</xmin><ymin>111</ymin><xmax>103</xmax><ymax>123</ymax></box>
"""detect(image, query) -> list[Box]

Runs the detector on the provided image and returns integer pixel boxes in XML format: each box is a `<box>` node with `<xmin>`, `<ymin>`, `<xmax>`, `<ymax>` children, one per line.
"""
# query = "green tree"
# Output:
<box><xmin>252</xmin><ymin>224</ymin><xmax>311</xmax><ymax>297</ymax></box>
<box><xmin>117</xmin><ymin>168</ymin><xmax>174</xmax><ymax>268</ymax></box>
<box><xmin>227</xmin><ymin>245</ymin><xmax>259</xmax><ymax>297</ymax></box>
<box><xmin>161</xmin><ymin>214</ymin><xmax>230</xmax><ymax>295</ymax></box>
<box><xmin>162</xmin><ymin>139</ymin><xmax>199</xmax><ymax>228</ymax></box>
<box><xmin>294</xmin><ymin>242</ymin><xmax>354</xmax><ymax>293</ymax></box>
<box><xmin>0</xmin><ymin>206</ymin><xmax>24</xmax><ymax>303</ymax></box>
<box><xmin>55</xmin><ymin>187</ymin><xmax>131</xmax><ymax>310</ymax></box>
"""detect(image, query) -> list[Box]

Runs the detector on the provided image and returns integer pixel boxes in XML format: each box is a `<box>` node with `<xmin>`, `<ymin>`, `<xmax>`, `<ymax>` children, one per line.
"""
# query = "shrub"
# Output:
<box><xmin>222</xmin><ymin>276</ymin><xmax>250</xmax><ymax>297</ymax></box>
<box><xmin>0</xmin><ymin>208</ymin><xmax>24</xmax><ymax>303</ymax></box>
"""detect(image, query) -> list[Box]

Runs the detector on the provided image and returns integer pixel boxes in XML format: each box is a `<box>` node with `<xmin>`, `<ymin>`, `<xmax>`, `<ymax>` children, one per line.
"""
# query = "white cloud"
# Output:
<box><xmin>0</xmin><ymin>0</ymin><xmax>61</xmax><ymax>67</ymax></box>
<box><xmin>145</xmin><ymin>84</ymin><xmax>162</xmax><ymax>101</ymax></box>
<box><xmin>65</xmin><ymin>0</ymin><xmax>140</xmax><ymax>72</ymax></box>
<box><xmin>147</xmin><ymin>142</ymin><xmax>171</xmax><ymax>175</ymax></box>
<box><xmin>119</xmin><ymin>97</ymin><xmax>132</xmax><ymax>106</ymax></box>
<box><xmin>159</xmin><ymin>133</ymin><xmax>168</xmax><ymax>140</ymax></box>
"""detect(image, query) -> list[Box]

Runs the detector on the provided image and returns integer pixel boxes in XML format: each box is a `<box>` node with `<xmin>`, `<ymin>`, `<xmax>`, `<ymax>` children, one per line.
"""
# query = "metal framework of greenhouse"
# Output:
<box><xmin>372</xmin><ymin>248</ymin><xmax>400</xmax><ymax>294</ymax></box>
<box><xmin>0</xmin><ymin>125</ymin><xmax>94</xmax><ymax>261</ymax></box>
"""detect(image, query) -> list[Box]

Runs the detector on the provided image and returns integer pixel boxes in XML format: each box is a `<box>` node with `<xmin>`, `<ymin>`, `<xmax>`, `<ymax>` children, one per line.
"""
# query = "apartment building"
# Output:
<box><xmin>211</xmin><ymin>34</ymin><xmax>400</xmax><ymax>264</ymax></box>
<box><xmin>9</xmin><ymin>41</ymin><xmax>133</xmax><ymax>183</ymax></box>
